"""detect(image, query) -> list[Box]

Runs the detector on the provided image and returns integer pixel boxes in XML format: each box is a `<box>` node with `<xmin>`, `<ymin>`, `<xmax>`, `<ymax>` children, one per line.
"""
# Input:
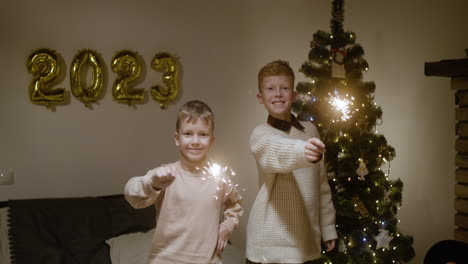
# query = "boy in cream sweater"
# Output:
<box><xmin>246</xmin><ymin>60</ymin><xmax>337</xmax><ymax>264</ymax></box>
<box><xmin>125</xmin><ymin>100</ymin><xmax>243</xmax><ymax>264</ymax></box>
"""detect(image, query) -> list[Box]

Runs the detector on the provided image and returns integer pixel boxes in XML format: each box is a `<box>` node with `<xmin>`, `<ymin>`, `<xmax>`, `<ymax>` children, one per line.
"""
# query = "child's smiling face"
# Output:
<box><xmin>257</xmin><ymin>75</ymin><xmax>296</xmax><ymax>121</ymax></box>
<box><xmin>174</xmin><ymin>118</ymin><xmax>214</xmax><ymax>164</ymax></box>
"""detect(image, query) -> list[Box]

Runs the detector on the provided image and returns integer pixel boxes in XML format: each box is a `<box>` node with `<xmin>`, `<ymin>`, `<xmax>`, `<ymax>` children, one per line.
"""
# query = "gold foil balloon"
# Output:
<box><xmin>27</xmin><ymin>49</ymin><xmax>65</xmax><ymax>107</ymax></box>
<box><xmin>111</xmin><ymin>50</ymin><xmax>145</xmax><ymax>104</ymax></box>
<box><xmin>150</xmin><ymin>52</ymin><xmax>179</xmax><ymax>109</ymax></box>
<box><xmin>70</xmin><ymin>49</ymin><xmax>104</xmax><ymax>107</ymax></box>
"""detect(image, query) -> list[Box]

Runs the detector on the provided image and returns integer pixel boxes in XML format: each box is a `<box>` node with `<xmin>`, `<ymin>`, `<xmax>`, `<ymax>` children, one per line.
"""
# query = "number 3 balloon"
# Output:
<box><xmin>150</xmin><ymin>52</ymin><xmax>180</xmax><ymax>109</ymax></box>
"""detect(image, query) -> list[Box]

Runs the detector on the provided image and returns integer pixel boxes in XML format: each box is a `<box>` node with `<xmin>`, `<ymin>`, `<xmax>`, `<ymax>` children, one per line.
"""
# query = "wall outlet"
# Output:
<box><xmin>0</xmin><ymin>169</ymin><xmax>14</xmax><ymax>185</ymax></box>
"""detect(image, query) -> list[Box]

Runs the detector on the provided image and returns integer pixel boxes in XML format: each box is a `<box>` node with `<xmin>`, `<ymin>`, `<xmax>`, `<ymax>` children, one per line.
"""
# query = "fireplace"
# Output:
<box><xmin>425</xmin><ymin>52</ymin><xmax>468</xmax><ymax>244</ymax></box>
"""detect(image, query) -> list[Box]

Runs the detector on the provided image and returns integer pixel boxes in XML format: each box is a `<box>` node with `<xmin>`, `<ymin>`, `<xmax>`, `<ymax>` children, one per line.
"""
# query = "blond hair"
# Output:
<box><xmin>176</xmin><ymin>100</ymin><xmax>214</xmax><ymax>132</ymax></box>
<box><xmin>257</xmin><ymin>60</ymin><xmax>295</xmax><ymax>91</ymax></box>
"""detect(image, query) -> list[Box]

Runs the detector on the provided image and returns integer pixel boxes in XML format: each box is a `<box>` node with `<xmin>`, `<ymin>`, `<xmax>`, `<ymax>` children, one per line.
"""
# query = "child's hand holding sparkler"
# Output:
<box><xmin>149</xmin><ymin>166</ymin><xmax>176</xmax><ymax>190</ymax></box>
<box><xmin>305</xmin><ymin>137</ymin><xmax>326</xmax><ymax>163</ymax></box>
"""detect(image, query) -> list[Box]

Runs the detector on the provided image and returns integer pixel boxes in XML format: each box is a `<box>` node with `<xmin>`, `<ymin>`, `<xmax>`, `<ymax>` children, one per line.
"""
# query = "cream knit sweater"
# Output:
<box><xmin>246</xmin><ymin>122</ymin><xmax>337</xmax><ymax>263</ymax></box>
<box><xmin>125</xmin><ymin>161</ymin><xmax>243</xmax><ymax>264</ymax></box>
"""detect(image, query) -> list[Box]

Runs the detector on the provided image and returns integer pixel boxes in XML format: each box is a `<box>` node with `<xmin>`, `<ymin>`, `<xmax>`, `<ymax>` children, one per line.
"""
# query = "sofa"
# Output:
<box><xmin>0</xmin><ymin>194</ymin><xmax>155</xmax><ymax>264</ymax></box>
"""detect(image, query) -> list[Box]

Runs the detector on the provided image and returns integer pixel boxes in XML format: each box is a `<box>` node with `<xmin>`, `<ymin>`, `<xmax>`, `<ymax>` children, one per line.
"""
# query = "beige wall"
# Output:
<box><xmin>1</xmin><ymin>0</ymin><xmax>467</xmax><ymax>263</ymax></box>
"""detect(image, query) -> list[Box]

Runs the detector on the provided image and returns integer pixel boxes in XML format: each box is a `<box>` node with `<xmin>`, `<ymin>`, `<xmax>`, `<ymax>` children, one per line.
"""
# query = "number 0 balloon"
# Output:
<box><xmin>70</xmin><ymin>49</ymin><xmax>104</xmax><ymax>107</ymax></box>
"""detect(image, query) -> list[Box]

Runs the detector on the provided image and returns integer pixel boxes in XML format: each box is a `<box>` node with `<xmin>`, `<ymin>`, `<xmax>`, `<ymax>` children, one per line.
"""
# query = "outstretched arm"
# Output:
<box><xmin>250</xmin><ymin>125</ymin><xmax>314</xmax><ymax>174</ymax></box>
<box><xmin>124</xmin><ymin>165</ymin><xmax>175</xmax><ymax>209</ymax></box>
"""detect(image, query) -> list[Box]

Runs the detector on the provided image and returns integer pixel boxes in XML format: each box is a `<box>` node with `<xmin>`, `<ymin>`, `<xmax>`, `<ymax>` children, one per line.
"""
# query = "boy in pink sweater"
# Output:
<box><xmin>246</xmin><ymin>60</ymin><xmax>337</xmax><ymax>264</ymax></box>
<box><xmin>125</xmin><ymin>100</ymin><xmax>243</xmax><ymax>264</ymax></box>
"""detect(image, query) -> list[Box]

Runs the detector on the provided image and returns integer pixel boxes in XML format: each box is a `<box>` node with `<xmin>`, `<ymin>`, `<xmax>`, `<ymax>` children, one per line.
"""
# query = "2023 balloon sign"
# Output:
<box><xmin>26</xmin><ymin>49</ymin><xmax>180</xmax><ymax>109</ymax></box>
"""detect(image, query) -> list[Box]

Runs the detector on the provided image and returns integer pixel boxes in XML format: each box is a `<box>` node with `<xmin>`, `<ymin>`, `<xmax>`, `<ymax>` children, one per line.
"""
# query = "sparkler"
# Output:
<box><xmin>198</xmin><ymin>161</ymin><xmax>238</xmax><ymax>200</ymax></box>
<box><xmin>328</xmin><ymin>92</ymin><xmax>354</xmax><ymax>121</ymax></box>
<box><xmin>321</xmin><ymin>91</ymin><xmax>355</xmax><ymax>141</ymax></box>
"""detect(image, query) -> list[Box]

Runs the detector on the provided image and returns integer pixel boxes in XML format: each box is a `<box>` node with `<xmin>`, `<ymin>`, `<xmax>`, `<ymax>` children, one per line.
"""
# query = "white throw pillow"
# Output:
<box><xmin>0</xmin><ymin>207</ymin><xmax>11</xmax><ymax>264</ymax></box>
<box><xmin>106</xmin><ymin>228</ymin><xmax>154</xmax><ymax>264</ymax></box>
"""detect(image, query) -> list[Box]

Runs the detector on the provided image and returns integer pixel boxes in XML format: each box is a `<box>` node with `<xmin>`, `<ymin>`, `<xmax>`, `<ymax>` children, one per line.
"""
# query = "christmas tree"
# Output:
<box><xmin>292</xmin><ymin>0</ymin><xmax>415</xmax><ymax>263</ymax></box>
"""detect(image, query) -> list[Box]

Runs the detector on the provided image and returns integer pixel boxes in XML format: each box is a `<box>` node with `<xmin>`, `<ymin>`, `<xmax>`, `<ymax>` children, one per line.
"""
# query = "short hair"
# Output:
<box><xmin>257</xmin><ymin>60</ymin><xmax>295</xmax><ymax>91</ymax></box>
<box><xmin>176</xmin><ymin>100</ymin><xmax>214</xmax><ymax>132</ymax></box>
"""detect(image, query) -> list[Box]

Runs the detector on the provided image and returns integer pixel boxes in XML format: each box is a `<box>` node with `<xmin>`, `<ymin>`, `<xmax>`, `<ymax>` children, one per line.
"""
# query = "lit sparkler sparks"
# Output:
<box><xmin>321</xmin><ymin>91</ymin><xmax>356</xmax><ymax>141</ymax></box>
<box><xmin>328</xmin><ymin>91</ymin><xmax>355</xmax><ymax>121</ymax></box>
<box><xmin>198</xmin><ymin>161</ymin><xmax>238</xmax><ymax>200</ymax></box>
